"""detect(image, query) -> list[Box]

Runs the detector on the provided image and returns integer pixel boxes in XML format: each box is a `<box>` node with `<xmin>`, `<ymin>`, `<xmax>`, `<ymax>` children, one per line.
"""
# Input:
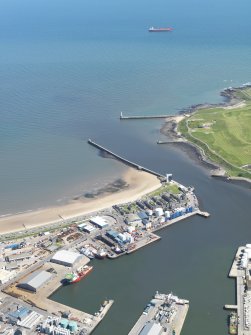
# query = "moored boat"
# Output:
<box><xmin>229</xmin><ymin>312</ymin><xmax>237</xmax><ymax>335</ymax></box>
<box><xmin>96</xmin><ymin>248</ymin><xmax>107</xmax><ymax>259</ymax></box>
<box><xmin>64</xmin><ymin>265</ymin><xmax>93</xmax><ymax>284</ymax></box>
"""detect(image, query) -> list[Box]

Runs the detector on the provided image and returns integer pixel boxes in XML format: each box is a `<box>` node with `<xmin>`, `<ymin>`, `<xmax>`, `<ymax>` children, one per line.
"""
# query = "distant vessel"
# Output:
<box><xmin>64</xmin><ymin>265</ymin><xmax>93</xmax><ymax>284</ymax></box>
<box><xmin>148</xmin><ymin>26</ymin><xmax>173</xmax><ymax>32</ymax></box>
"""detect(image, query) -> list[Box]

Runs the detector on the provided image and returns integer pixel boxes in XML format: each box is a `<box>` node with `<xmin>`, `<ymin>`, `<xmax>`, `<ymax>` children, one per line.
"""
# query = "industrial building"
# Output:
<box><xmin>78</xmin><ymin>223</ymin><xmax>96</xmax><ymax>233</ymax></box>
<box><xmin>90</xmin><ymin>216</ymin><xmax>109</xmax><ymax>229</ymax></box>
<box><xmin>17</xmin><ymin>270</ymin><xmax>52</xmax><ymax>292</ymax></box>
<box><xmin>41</xmin><ymin>317</ymin><xmax>78</xmax><ymax>334</ymax></box>
<box><xmin>125</xmin><ymin>214</ymin><xmax>142</xmax><ymax>226</ymax></box>
<box><xmin>137</xmin><ymin>212</ymin><xmax>149</xmax><ymax>221</ymax></box>
<box><xmin>50</xmin><ymin>250</ymin><xmax>83</xmax><ymax>267</ymax></box>
<box><xmin>6</xmin><ymin>252</ymin><xmax>32</xmax><ymax>263</ymax></box>
<box><xmin>0</xmin><ymin>269</ymin><xmax>16</xmax><ymax>284</ymax></box>
<box><xmin>139</xmin><ymin>321</ymin><xmax>162</xmax><ymax>335</ymax></box>
<box><xmin>5</xmin><ymin>262</ymin><xmax>19</xmax><ymax>271</ymax></box>
<box><xmin>17</xmin><ymin>311</ymin><xmax>42</xmax><ymax>329</ymax></box>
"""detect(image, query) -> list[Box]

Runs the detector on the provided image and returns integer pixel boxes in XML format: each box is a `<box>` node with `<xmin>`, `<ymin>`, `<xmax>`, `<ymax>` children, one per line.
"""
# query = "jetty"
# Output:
<box><xmin>224</xmin><ymin>304</ymin><xmax>238</xmax><ymax>310</ymax></box>
<box><xmin>88</xmin><ymin>139</ymin><xmax>165</xmax><ymax>178</ymax></box>
<box><xmin>226</xmin><ymin>245</ymin><xmax>251</xmax><ymax>335</ymax></box>
<box><xmin>157</xmin><ymin>140</ymin><xmax>185</xmax><ymax>144</ymax></box>
<box><xmin>197</xmin><ymin>210</ymin><xmax>210</xmax><ymax>218</ymax></box>
<box><xmin>128</xmin><ymin>292</ymin><xmax>189</xmax><ymax>335</ymax></box>
<box><xmin>120</xmin><ymin>112</ymin><xmax>172</xmax><ymax>120</ymax></box>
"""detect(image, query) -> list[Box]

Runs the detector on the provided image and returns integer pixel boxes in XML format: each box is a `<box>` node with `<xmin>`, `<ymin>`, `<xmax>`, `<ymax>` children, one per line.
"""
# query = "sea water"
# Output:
<box><xmin>0</xmin><ymin>0</ymin><xmax>251</xmax><ymax>213</ymax></box>
<box><xmin>1</xmin><ymin>1</ymin><xmax>251</xmax><ymax>334</ymax></box>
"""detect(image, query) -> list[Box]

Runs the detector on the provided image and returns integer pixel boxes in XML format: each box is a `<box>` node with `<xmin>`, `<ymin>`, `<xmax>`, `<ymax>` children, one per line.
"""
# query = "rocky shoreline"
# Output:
<box><xmin>160</xmin><ymin>84</ymin><xmax>251</xmax><ymax>186</ymax></box>
<box><xmin>177</xmin><ymin>83</ymin><xmax>251</xmax><ymax>116</ymax></box>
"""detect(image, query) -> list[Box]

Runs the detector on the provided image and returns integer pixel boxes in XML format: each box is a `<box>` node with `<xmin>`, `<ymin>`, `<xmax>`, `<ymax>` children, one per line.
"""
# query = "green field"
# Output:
<box><xmin>178</xmin><ymin>87</ymin><xmax>251</xmax><ymax>179</ymax></box>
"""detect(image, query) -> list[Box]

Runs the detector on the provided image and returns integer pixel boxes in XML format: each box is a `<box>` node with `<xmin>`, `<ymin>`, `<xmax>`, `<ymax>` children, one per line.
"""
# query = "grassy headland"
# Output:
<box><xmin>177</xmin><ymin>86</ymin><xmax>251</xmax><ymax>179</ymax></box>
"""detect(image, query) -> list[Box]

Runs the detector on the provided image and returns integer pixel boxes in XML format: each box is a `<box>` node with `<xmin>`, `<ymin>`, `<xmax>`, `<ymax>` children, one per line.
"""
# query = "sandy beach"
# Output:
<box><xmin>0</xmin><ymin>168</ymin><xmax>161</xmax><ymax>235</ymax></box>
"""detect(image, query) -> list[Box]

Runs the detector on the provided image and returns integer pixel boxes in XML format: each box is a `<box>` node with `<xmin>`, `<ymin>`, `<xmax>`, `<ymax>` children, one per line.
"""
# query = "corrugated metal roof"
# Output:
<box><xmin>90</xmin><ymin>216</ymin><xmax>108</xmax><ymax>227</ymax></box>
<box><xmin>20</xmin><ymin>270</ymin><xmax>52</xmax><ymax>290</ymax></box>
<box><xmin>139</xmin><ymin>322</ymin><xmax>162</xmax><ymax>335</ymax></box>
<box><xmin>138</xmin><ymin>212</ymin><xmax>148</xmax><ymax>220</ymax></box>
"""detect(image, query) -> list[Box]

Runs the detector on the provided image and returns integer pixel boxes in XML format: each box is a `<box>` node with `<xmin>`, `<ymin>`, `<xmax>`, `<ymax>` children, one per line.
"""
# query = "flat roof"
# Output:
<box><xmin>78</xmin><ymin>223</ymin><xmax>87</xmax><ymax>228</ymax></box>
<box><xmin>139</xmin><ymin>322</ymin><xmax>162</xmax><ymax>335</ymax></box>
<box><xmin>51</xmin><ymin>250</ymin><xmax>82</xmax><ymax>264</ymax></box>
<box><xmin>83</xmin><ymin>224</ymin><xmax>96</xmax><ymax>232</ymax></box>
<box><xmin>0</xmin><ymin>269</ymin><xmax>14</xmax><ymax>281</ymax></box>
<box><xmin>90</xmin><ymin>216</ymin><xmax>108</xmax><ymax>227</ymax></box>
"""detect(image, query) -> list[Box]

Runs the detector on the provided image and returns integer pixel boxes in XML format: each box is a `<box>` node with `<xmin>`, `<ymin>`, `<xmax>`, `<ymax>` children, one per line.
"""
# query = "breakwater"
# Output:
<box><xmin>88</xmin><ymin>139</ymin><xmax>165</xmax><ymax>179</ymax></box>
<box><xmin>120</xmin><ymin>112</ymin><xmax>173</xmax><ymax>120</ymax></box>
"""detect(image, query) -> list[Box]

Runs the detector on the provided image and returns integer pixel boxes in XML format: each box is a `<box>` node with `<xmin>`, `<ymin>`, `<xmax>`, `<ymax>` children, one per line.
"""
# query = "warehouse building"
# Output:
<box><xmin>6</xmin><ymin>252</ymin><xmax>32</xmax><ymax>263</ymax></box>
<box><xmin>78</xmin><ymin>223</ymin><xmax>96</xmax><ymax>233</ymax></box>
<box><xmin>17</xmin><ymin>270</ymin><xmax>52</xmax><ymax>292</ymax></box>
<box><xmin>90</xmin><ymin>216</ymin><xmax>109</xmax><ymax>229</ymax></box>
<box><xmin>139</xmin><ymin>321</ymin><xmax>163</xmax><ymax>335</ymax></box>
<box><xmin>50</xmin><ymin>250</ymin><xmax>83</xmax><ymax>267</ymax></box>
<box><xmin>125</xmin><ymin>214</ymin><xmax>142</xmax><ymax>227</ymax></box>
<box><xmin>0</xmin><ymin>269</ymin><xmax>16</xmax><ymax>284</ymax></box>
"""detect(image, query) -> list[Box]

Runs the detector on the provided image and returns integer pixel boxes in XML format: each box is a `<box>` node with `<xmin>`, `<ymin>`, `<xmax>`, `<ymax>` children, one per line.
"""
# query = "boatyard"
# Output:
<box><xmin>128</xmin><ymin>292</ymin><xmax>189</xmax><ymax>335</ymax></box>
<box><xmin>226</xmin><ymin>244</ymin><xmax>251</xmax><ymax>335</ymax></box>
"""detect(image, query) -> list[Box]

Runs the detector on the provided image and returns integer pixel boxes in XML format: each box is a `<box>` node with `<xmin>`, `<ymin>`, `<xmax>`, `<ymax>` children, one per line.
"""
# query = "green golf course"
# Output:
<box><xmin>178</xmin><ymin>87</ymin><xmax>251</xmax><ymax>179</ymax></box>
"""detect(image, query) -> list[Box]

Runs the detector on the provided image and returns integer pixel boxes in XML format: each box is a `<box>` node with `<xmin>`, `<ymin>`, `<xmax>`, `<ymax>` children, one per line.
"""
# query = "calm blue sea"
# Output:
<box><xmin>0</xmin><ymin>0</ymin><xmax>251</xmax><ymax>214</ymax></box>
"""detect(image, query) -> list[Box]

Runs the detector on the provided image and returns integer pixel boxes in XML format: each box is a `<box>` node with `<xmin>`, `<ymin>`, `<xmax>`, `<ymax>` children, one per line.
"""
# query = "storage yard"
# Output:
<box><xmin>128</xmin><ymin>292</ymin><xmax>189</xmax><ymax>335</ymax></box>
<box><xmin>0</xmin><ymin>180</ymin><xmax>207</xmax><ymax>334</ymax></box>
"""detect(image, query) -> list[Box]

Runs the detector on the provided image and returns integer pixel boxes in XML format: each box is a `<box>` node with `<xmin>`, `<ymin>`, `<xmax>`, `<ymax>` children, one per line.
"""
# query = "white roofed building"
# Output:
<box><xmin>90</xmin><ymin>216</ymin><xmax>109</xmax><ymax>229</ymax></box>
<box><xmin>51</xmin><ymin>250</ymin><xmax>83</xmax><ymax>267</ymax></box>
<box><xmin>0</xmin><ymin>269</ymin><xmax>16</xmax><ymax>284</ymax></box>
<box><xmin>139</xmin><ymin>322</ymin><xmax>163</xmax><ymax>335</ymax></box>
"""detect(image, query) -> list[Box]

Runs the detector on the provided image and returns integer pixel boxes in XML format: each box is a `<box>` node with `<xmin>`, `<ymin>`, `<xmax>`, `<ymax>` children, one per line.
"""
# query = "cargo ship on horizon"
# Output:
<box><xmin>63</xmin><ymin>265</ymin><xmax>93</xmax><ymax>284</ymax></box>
<box><xmin>148</xmin><ymin>26</ymin><xmax>173</xmax><ymax>32</ymax></box>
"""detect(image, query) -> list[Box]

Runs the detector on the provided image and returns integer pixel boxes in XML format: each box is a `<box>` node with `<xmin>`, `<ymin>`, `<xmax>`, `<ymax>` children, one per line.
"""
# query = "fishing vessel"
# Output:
<box><xmin>96</xmin><ymin>248</ymin><xmax>107</xmax><ymax>259</ymax></box>
<box><xmin>80</xmin><ymin>246</ymin><xmax>96</xmax><ymax>259</ymax></box>
<box><xmin>64</xmin><ymin>265</ymin><xmax>93</xmax><ymax>284</ymax></box>
<box><xmin>229</xmin><ymin>312</ymin><xmax>237</xmax><ymax>335</ymax></box>
<box><xmin>148</xmin><ymin>26</ymin><xmax>173</xmax><ymax>32</ymax></box>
